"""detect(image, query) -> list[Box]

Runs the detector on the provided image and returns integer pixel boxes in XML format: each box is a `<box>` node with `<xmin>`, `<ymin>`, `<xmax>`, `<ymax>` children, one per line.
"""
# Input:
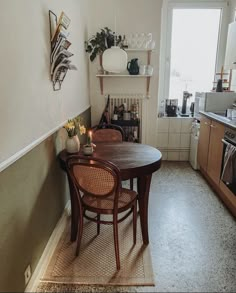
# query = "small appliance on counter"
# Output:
<box><xmin>190</xmin><ymin>102</ymin><xmax>195</xmax><ymax>117</ymax></box>
<box><xmin>165</xmin><ymin>99</ymin><xmax>178</xmax><ymax>117</ymax></box>
<box><xmin>194</xmin><ymin>92</ymin><xmax>236</xmax><ymax>117</ymax></box>
<box><xmin>179</xmin><ymin>91</ymin><xmax>192</xmax><ymax>117</ymax></box>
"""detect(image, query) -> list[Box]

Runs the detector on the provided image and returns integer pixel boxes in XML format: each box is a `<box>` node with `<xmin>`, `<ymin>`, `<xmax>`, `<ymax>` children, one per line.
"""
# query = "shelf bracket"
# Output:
<box><xmin>147</xmin><ymin>50</ymin><xmax>151</xmax><ymax>65</ymax></box>
<box><xmin>98</xmin><ymin>76</ymin><xmax>103</xmax><ymax>95</ymax></box>
<box><xmin>146</xmin><ymin>76</ymin><xmax>151</xmax><ymax>95</ymax></box>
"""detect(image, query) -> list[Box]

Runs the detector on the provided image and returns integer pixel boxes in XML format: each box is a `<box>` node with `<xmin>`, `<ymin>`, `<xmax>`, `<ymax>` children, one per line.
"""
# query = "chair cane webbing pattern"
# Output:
<box><xmin>73</xmin><ymin>165</ymin><xmax>116</xmax><ymax>196</ymax></box>
<box><xmin>82</xmin><ymin>188</ymin><xmax>137</xmax><ymax>211</ymax></box>
<box><xmin>92</xmin><ymin>128</ymin><xmax>123</xmax><ymax>142</ymax></box>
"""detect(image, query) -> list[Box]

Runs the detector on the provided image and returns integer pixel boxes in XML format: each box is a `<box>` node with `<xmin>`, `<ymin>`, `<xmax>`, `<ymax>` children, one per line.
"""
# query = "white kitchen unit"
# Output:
<box><xmin>156</xmin><ymin>117</ymin><xmax>193</xmax><ymax>161</ymax></box>
<box><xmin>189</xmin><ymin>121</ymin><xmax>200</xmax><ymax>170</ymax></box>
<box><xmin>194</xmin><ymin>92</ymin><xmax>236</xmax><ymax>116</ymax></box>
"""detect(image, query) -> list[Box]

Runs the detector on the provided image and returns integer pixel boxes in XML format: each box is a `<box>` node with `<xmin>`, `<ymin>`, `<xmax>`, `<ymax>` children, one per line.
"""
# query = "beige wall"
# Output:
<box><xmin>0</xmin><ymin>0</ymin><xmax>90</xmax><ymax>292</ymax></box>
<box><xmin>87</xmin><ymin>0</ymin><xmax>163</xmax><ymax>146</ymax></box>
<box><xmin>0</xmin><ymin>0</ymin><xmax>90</xmax><ymax>169</ymax></box>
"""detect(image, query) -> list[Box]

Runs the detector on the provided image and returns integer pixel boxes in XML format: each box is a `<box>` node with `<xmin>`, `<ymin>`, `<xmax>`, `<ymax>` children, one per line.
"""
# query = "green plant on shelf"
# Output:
<box><xmin>85</xmin><ymin>27</ymin><xmax>122</xmax><ymax>62</ymax></box>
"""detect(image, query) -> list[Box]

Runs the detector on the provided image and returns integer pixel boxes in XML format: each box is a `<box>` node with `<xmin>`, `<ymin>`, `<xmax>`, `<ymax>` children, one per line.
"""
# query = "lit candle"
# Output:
<box><xmin>87</xmin><ymin>130</ymin><xmax>92</xmax><ymax>145</ymax></box>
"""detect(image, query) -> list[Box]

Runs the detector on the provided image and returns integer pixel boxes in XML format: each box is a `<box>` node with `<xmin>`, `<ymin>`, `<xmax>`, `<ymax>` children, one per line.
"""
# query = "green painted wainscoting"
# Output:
<box><xmin>0</xmin><ymin>108</ymin><xmax>91</xmax><ymax>292</ymax></box>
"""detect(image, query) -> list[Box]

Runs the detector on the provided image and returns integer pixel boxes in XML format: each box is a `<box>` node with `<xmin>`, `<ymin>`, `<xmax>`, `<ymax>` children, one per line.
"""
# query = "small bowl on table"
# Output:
<box><xmin>83</xmin><ymin>144</ymin><xmax>93</xmax><ymax>156</ymax></box>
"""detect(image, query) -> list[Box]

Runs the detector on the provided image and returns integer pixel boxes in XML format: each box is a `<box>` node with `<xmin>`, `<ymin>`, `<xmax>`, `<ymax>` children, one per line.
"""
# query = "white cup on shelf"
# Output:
<box><xmin>146</xmin><ymin>65</ymin><xmax>153</xmax><ymax>75</ymax></box>
<box><xmin>139</xmin><ymin>65</ymin><xmax>146</xmax><ymax>75</ymax></box>
<box><xmin>145</xmin><ymin>33</ymin><xmax>152</xmax><ymax>49</ymax></box>
<box><xmin>149</xmin><ymin>40</ymin><xmax>156</xmax><ymax>50</ymax></box>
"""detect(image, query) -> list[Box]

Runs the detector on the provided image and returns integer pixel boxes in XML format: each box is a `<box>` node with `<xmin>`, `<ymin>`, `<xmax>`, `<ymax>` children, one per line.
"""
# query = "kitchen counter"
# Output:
<box><xmin>199</xmin><ymin>111</ymin><xmax>236</xmax><ymax>129</ymax></box>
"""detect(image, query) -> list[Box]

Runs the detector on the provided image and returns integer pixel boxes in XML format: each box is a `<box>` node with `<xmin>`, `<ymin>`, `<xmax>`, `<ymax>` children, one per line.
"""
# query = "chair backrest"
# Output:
<box><xmin>92</xmin><ymin>124</ymin><xmax>124</xmax><ymax>142</ymax></box>
<box><xmin>66</xmin><ymin>156</ymin><xmax>121</xmax><ymax>207</ymax></box>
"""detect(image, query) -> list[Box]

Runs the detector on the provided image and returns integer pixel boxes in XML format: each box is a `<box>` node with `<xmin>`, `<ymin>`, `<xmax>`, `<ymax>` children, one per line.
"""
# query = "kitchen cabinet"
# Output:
<box><xmin>198</xmin><ymin>112</ymin><xmax>236</xmax><ymax>217</ymax></box>
<box><xmin>198</xmin><ymin>116</ymin><xmax>211</xmax><ymax>172</ymax></box>
<box><xmin>207</xmin><ymin>120</ymin><xmax>224</xmax><ymax>185</ymax></box>
<box><xmin>198</xmin><ymin>117</ymin><xmax>224</xmax><ymax>185</ymax></box>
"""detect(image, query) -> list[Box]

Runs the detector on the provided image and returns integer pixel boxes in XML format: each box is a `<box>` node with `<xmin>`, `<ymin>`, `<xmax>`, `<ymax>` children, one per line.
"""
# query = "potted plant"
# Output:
<box><xmin>85</xmin><ymin>27</ymin><xmax>122</xmax><ymax>62</ymax></box>
<box><xmin>63</xmin><ymin>116</ymin><xmax>86</xmax><ymax>153</ymax></box>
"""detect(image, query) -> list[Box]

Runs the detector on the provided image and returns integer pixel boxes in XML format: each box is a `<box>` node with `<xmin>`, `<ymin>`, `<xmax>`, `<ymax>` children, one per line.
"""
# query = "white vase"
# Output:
<box><xmin>66</xmin><ymin>135</ymin><xmax>80</xmax><ymax>153</ymax></box>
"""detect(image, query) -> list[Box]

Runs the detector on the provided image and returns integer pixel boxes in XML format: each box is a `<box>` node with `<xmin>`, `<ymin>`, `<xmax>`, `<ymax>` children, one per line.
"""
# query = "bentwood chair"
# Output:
<box><xmin>91</xmin><ymin>123</ymin><xmax>125</xmax><ymax>142</ymax></box>
<box><xmin>92</xmin><ymin>124</ymin><xmax>134</xmax><ymax>190</ymax></box>
<box><xmin>66</xmin><ymin>155</ymin><xmax>138</xmax><ymax>270</ymax></box>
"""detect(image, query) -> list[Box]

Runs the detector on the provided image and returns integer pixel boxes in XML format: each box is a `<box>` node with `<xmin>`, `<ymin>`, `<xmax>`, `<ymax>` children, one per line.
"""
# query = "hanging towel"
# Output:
<box><xmin>221</xmin><ymin>143</ymin><xmax>236</xmax><ymax>184</ymax></box>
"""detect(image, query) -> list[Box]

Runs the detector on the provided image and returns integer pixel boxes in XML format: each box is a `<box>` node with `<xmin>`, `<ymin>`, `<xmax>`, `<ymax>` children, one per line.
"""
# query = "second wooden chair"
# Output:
<box><xmin>92</xmin><ymin>124</ymin><xmax>134</xmax><ymax>189</ymax></box>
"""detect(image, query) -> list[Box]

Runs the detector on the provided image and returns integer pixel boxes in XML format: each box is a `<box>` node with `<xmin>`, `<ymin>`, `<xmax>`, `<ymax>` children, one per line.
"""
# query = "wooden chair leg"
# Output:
<box><xmin>76</xmin><ymin>213</ymin><xmax>84</xmax><ymax>256</ymax></box>
<box><xmin>97</xmin><ymin>213</ymin><xmax>100</xmax><ymax>235</ymax></box>
<box><xmin>133</xmin><ymin>201</ymin><xmax>137</xmax><ymax>245</ymax></box>
<box><xmin>113</xmin><ymin>214</ymin><xmax>120</xmax><ymax>270</ymax></box>
<box><xmin>130</xmin><ymin>178</ymin><xmax>134</xmax><ymax>190</ymax></box>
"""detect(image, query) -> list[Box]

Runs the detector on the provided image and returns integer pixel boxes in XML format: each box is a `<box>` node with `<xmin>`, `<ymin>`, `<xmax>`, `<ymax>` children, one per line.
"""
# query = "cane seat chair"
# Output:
<box><xmin>66</xmin><ymin>155</ymin><xmax>138</xmax><ymax>270</ymax></box>
<box><xmin>91</xmin><ymin>124</ymin><xmax>134</xmax><ymax>190</ymax></box>
<box><xmin>91</xmin><ymin>123</ymin><xmax>124</xmax><ymax>142</ymax></box>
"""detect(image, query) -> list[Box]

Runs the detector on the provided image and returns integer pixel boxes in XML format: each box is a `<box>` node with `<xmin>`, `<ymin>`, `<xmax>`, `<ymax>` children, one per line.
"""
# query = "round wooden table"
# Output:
<box><xmin>59</xmin><ymin>142</ymin><xmax>162</xmax><ymax>245</ymax></box>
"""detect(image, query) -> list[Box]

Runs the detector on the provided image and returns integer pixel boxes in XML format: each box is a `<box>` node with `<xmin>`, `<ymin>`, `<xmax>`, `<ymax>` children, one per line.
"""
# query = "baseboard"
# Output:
<box><xmin>25</xmin><ymin>200</ymin><xmax>71</xmax><ymax>292</ymax></box>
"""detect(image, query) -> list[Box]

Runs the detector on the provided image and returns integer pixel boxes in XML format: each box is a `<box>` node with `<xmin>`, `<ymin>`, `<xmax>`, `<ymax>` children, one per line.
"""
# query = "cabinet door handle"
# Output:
<box><xmin>210</xmin><ymin>124</ymin><xmax>216</xmax><ymax>128</ymax></box>
<box><xmin>204</xmin><ymin>122</ymin><xmax>210</xmax><ymax>125</ymax></box>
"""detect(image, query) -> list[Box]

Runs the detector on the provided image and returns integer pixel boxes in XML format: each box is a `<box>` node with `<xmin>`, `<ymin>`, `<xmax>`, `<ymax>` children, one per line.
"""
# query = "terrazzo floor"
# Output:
<box><xmin>37</xmin><ymin>162</ymin><xmax>236</xmax><ymax>292</ymax></box>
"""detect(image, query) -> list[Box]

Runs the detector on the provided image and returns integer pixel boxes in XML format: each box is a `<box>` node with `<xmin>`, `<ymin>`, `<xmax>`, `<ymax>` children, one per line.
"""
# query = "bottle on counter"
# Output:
<box><xmin>113</xmin><ymin>106</ymin><xmax>118</xmax><ymax>120</ymax></box>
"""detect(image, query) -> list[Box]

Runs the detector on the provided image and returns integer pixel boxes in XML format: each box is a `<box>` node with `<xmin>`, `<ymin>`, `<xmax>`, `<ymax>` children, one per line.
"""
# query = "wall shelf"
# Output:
<box><xmin>96</xmin><ymin>74</ymin><xmax>151</xmax><ymax>95</ymax></box>
<box><xmin>96</xmin><ymin>48</ymin><xmax>154</xmax><ymax>95</ymax></box>
<box><xmin>125</xmin><ymin>49</ymin><xmax>154</xmax><ymax>51</ymax></box>
<box><xmin>96</xmin><ymin>74</ymin><xmax>152</xmax><ymax>77</ymax></box>
<box><xmin>212</xmin><ymin>66</ymin><xmax>232</xmax><ymax>92</ymax></box>
<box><xmin>125</xmin><ymin>49</ymin><xmax>153</xmax><ymax>65</ymax></box>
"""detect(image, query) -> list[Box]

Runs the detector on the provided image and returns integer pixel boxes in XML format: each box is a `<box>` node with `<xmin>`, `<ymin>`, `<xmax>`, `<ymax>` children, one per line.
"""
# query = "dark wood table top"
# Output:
<box><xmin>59</xmin><ymin>142</ymin><xmax>162</xmax><ymax>180</ymax></box>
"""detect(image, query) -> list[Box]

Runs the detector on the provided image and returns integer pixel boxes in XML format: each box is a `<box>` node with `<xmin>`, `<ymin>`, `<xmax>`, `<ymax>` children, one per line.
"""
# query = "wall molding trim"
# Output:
<box><xmin>25</xmin><ymin>200</ymin><xmax>71</xmax><ymax>292</ymax></box>
<box><xmin>0</xmin><ymin>105</ymin><xmax>90</xmax><ymax>173</ymax></box>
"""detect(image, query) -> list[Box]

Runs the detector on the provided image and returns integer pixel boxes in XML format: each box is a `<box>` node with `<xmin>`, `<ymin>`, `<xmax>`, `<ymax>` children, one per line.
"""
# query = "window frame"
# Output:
<box><xmin>158</xmin><ymin>0</ymin><xmax>231</xmax><ymax>112</ymax></box>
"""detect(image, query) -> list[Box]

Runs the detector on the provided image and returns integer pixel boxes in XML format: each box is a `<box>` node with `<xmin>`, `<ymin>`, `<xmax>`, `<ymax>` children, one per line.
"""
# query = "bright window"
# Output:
<box><xmin>158</xmin><ymin>1</ymin><xmax>230</xmax><ymax>114</ymax></box>
<box><xmin>169</xmin><ymin>9</ymin><xmax>221</xmax><ymax>104</ymax></box>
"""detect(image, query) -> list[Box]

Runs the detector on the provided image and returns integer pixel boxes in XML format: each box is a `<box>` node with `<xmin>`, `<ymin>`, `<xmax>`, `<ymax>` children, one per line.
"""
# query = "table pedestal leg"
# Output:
<box><xmin>137</xmin><ymin>174</ymin><xmax>152</xmax><ymax>245</ymax></box>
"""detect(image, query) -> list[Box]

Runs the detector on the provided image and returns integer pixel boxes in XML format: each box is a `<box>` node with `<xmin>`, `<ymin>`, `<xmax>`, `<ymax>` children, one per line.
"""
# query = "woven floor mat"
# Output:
<box><xmin>37</xmin><ymin>215</ymin><xmax>154</xmax><ymax>290</ymax></box>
